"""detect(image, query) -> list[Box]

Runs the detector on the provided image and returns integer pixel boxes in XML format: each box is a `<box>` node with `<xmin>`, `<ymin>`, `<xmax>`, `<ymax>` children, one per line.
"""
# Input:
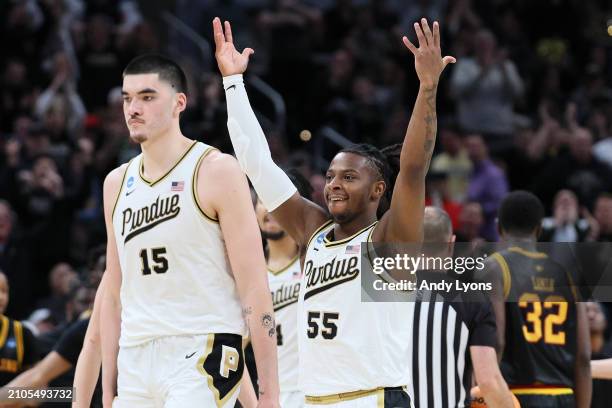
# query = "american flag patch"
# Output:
<box><xmin>345</xmin><ymin>244</ymin><xmax>360</xmax><ymax>254</ymax></box>
<box><xmin>171</xmin><ymin>181</ymin><xmax>184</xmax><ymax>191</ymax></box>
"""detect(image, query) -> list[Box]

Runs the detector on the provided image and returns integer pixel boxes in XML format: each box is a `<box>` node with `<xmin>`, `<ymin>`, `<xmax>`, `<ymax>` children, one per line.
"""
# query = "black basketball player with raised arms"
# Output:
<box><xmin>214</xmin><ymin>16</ymin><xmax>454</xmax><ymax>407</ymax></box>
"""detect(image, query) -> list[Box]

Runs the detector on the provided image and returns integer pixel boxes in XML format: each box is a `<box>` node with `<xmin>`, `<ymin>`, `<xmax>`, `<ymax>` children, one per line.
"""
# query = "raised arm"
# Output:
<box><xmin>199</xmin><ymin>152</ymin><xmax>279</xmax><ymax>408</ymax></box>
<box><xmin>375</xmin><ymin>19</ymin><xmax>455</xmax><ymax>243</ymax></box>
<box><xmin>213</xmin><ymin>17</ymin><xmax>328</xmax><ymax>247</ymax></box>
<box><xmin>100</xmin><ymin>166</ymin><xmax>126</xmax><ymax>407</ymax></box>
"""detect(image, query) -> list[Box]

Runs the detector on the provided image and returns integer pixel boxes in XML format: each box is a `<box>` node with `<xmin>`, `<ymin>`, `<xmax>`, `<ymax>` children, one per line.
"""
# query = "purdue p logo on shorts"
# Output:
<box><xmin>197</xmin><ymin>333</ymin><xmax>244</xmax><ymax>407</ymax></box>
<box><xmin>220</xmin><ymin>345</ymin><xmax>239</xmax><ymax>378</ymax></box>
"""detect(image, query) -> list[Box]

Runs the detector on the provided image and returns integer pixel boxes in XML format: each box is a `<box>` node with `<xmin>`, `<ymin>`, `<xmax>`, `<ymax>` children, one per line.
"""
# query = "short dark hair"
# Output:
<box><xmin>339</xmin><ymin>143</ymin><xmax>402</xmax><ymax>218</ymax></box>
<box><xmin>498</xmin><ymin>191</ymin><xmax>544</xmax><ymax>236</ymax></box>
<box><xmin>123</xmin><ymin>54</ymin><xmax>188</xmax><ymax>95</ymax></box>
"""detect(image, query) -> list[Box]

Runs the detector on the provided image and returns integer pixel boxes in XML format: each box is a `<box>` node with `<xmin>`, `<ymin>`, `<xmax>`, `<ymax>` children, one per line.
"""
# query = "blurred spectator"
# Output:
<box><xmin>36</xmin><ymin>262</ymin><xmax>78</xmax><ymax>324</ymax></box>
<box><xmin>0</xmin><ymin>201</ymin><xmax>34</xmax><ymax>320</ymax></box>
<box><xmin>454</xmin><ymin>201</ymin><xmax>484</xmax><ymax>244</ymax></box>
<box><xmin>465</xmin><ymin>134</ymin><xmax>508</xmax><ymax>241</ymax></box>
<box><xmin>26</xmin><ymin>308</ymin><xmax>56</xmax><ymax>337</ymax></box>
<box><xmin>587</xmin><ymin>301</ymin><xmax>612</xmax><ymax>408</ymax></box>
<box><xmin>0</xmin><ymin>271</ymin><xmax>39</xmax><ymax>385</ymax></box>
<box><xmin>38</xmin><ymin>283</ymin><xmax>94</xmax><ymax>355</ymax></box>
<box><xmin>531</xmin><ymin>127</ymin><xmax>612</xmax><ymax>210</ymax></box>
<box><xmin>77</xmin><ymin>14</ymin><xmax>123</xmax><ymax>111</ymax></box>
<box><xmin>182</xmin><ymin>73</ymin><xmax>228</xmax><ymax>150</ymax></box>
<box><xmin>309</xmin><ymin>174</ymin><xmax>326</xmax><ymax>208</ymax></box>
<box><xmin>34</xmin><ymin>52</ymin><xmax>86</xmax><ymax>144</ymax></box>
<box><xmin>430</xmin><ymin>124</ymin><xmax>471</xmax><ymax>201</ymax></box>
<box><xmin>593</xmin><ymin>194</ymin><xmax>612</xmax><ymax>242</ymax></box>
<box><xmin>450</xmin><ymin>29</ymin><xmax>524</xmax><ymax>150</ymax></box>
<box><xmin>425</xmin><ymin>171</ymin><xmax>461</xmax><ymax>230</ymax></box>
<box><xmin>540</xmin><ymin>190</ymin><xmax>592</xmax><ymax>242</ymax></box>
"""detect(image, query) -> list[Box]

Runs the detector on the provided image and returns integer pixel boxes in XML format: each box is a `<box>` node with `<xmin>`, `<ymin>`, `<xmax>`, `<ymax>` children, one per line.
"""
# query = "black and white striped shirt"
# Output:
<box><xmin>407</xmin><ymin>273</ymin><xmax>497</xmax><ymax>408</ymax></box>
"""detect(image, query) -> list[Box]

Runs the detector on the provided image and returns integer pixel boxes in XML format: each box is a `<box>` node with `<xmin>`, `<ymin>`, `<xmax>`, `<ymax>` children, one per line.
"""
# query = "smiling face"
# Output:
<box><xmin>324</xmin><ymin>152</ymin><xmax>385</xmax><ymax>224</ymax></box>
<box><xmin>122</xmin><ymin>73</ymin><xmax>186</xmax><ymax>144</ymax></box>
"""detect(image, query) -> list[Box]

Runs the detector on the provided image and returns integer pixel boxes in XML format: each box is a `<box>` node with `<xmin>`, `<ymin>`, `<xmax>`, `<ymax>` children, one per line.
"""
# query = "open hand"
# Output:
<box><xmin>213</xmin><ymin>17</ymin><xmax>254</xmax><ymax>77</ymax></box>
<box><xmin>402</xmin><ymin>19</ymin><xmax>456</xmax><ymax>87</ymax></box>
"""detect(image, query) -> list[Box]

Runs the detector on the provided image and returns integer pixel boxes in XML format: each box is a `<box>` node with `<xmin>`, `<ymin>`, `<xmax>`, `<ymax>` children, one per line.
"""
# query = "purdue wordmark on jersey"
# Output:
<box><xmin>112</xmin><ymin>141</ymin><xmax>246</xmax><ymax>347</ymax></box>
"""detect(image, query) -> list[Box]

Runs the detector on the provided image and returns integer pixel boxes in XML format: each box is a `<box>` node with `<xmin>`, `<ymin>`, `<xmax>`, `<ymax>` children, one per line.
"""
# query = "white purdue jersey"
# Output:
<box><xmin>268</xmin><ymin>256</ymin><xmax>301</xmax><ymax>392</ymax></box>
<box><xmin>112</xmin><ymin>141</ymin><xmax>246</xmax><ymax>347</ymax></box>
<box><xmin>298</xmin><ymin>221</ymin><xmax>412</xmax><ymax>396</ymax></box>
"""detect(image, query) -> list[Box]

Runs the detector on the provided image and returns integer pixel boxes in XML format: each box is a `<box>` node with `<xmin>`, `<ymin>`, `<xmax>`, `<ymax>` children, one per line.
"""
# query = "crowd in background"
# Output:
<box><xmin>0</xmin><ymin>0</ymin><xmax>611</xmax><ymax>403</ymax></box>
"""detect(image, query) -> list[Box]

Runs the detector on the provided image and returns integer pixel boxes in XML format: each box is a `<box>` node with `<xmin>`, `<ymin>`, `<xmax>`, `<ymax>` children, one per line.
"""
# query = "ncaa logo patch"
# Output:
<box><xmin>127</xmin><ymin>176</ymin><xmax>134</xmax><ymax>189</ymax></box>
<box><xmin>5</xmin><ymin>339</ymin><xmax>15</xmax><ymax>349</ymax></box>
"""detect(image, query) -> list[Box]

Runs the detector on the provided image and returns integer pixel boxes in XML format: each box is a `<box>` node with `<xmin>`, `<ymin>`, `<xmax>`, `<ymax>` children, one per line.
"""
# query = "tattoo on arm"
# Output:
<box><xmin>242</xmin><ymin>306</ymin><xmax>252</xmax><ymax>325</ymax></box>
<box><xmin>262</xmin><ymin>313</ymin><xmax>276</xmax><ymax>338</ymax></box>
<box><xmin>423</xmin><ymin>84</ymin><xmax>438</xmax><ymax>155</ymax></box>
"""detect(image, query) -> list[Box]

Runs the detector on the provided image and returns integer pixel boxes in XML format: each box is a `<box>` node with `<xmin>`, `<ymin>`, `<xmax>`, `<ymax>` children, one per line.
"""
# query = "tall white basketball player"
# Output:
<box><xmin>214</xmin><ymin>17</ymin><xmax>455</xmax><ymax>407</ymax></box>
<box><xmin>100</xmin><ymin>55</ymin><xmax>279</xmax><ymax>408</ymax></box>
<box><xmin>252</xmin><ymin>170</ymin><xmax>313</xmax><ymax>407</ymax></box>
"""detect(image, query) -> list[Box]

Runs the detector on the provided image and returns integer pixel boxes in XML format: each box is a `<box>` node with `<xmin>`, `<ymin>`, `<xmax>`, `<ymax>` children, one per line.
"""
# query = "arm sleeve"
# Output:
<box><xmin>469</xmin><ymin>301</ymin><xmax>498</xmax><ymax>348</ymax></box>
<box><xmin>223</xmin><ymin>74</ymin><xmax>297</xmax><ymax>211</ymax></box>
<box><xmin>53</xmin><ymin>318</ymin><xmax>89</xmax><ymax>365</ymax></box>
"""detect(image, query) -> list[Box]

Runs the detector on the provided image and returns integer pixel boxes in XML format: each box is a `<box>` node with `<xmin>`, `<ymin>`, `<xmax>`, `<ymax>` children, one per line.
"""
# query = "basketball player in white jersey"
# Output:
<box><xmin>252</xmin><ymin>170</ymin><xmax>312</xmax><ymax>407</ymax></box>
<box><xmin>214</xmin><ymin>17</ymin><xmax>455</xmax><ymax>407</ymax></box>
<box><xmin>99</xmin><ymin>54</ymin><xmax>279</xmax><ymax>408</ymax></box>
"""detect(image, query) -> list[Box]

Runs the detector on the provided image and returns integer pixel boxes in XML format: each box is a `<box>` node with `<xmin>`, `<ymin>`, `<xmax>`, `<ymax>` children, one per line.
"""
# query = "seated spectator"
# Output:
<box><xmin>0</xmin><ymin>271</ymin><xmax>39</xmax><ymax>385</ymax></box>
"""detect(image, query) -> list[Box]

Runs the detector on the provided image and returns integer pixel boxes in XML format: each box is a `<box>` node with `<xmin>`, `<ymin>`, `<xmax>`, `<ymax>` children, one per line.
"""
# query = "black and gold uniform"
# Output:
<box><xmin>492</xmin><ymin>246</ymin><xmax>577</xmax><ymax>407</ymax></box>
<box><xmin>0</xmin><ymin>315</ymin><xmax>38</xmax><ymax>385</ymax></box>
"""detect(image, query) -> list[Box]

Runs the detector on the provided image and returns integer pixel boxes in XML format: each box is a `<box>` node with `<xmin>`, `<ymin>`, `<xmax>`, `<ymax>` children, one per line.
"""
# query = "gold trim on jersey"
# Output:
<box><xmin>323</xmin><ymin>221</ymin><xmax>378</xmax><ymax>248</ymax></box>
<box><xmin>508</xmin><ymin>246</ymin><xmax>547</xmax><ymax>259</ymax></box>
<box><xmin>111</xmin><ymin>160</ymin><xmax>133</xmax><ymax>220</ymax></box>
<box><xmin>14</xmin><ymin>321</ymin><xmax>23</xmax><ymax>369</ymax></box>
<box><xmin>306</xmin><ymin>219</ymin><xmax>334</xmax><ymax>249</ymax></box>
<box><xmin>305</xmin><ymin>387</ymin><xmax>385</xmax><ymax>405</ymax></box>
<box><xmin>191</xmin><ymin>146</ymin><xmax>219</xmax><ymax>223</ymax></box>
<box><xmin>511</xmin><ymin>387</ymin><xmax>573</xmax><ymax>395</ymax></box>
<box><xmin>139</xmin><ymin>140</ymin><xmax>198</xmax><ymax>186</ymax></box>
<box><xmin>196</xmin><ymin>334</ymin><xmax>242</xmax><ymax>407</ymax></box>
<box><xmin>268</xmin><ymin>253</ymin><xmax>300</xmax><ymax>276</ymax></box>
<box><xmin>491</xmin><ymin>253</ymin><xmax>512</xmax><ymax>300</ymax></box>
<box><xmin>377</xmin><ymin>388</ymin><xmax>384</xmax><ymax>408</ymax></box>
<box><xmin>0</xmin><ymin>316</ymin><xmax>9</xmax><ymax>348</ymax></box>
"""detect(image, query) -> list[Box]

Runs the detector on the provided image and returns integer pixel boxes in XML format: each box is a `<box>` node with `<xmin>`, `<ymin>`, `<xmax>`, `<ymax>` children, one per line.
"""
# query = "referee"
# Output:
<box><xmin>407</xmin><ymin>207</ymin><xmax>515</xmax><ymax>407</ymax></box>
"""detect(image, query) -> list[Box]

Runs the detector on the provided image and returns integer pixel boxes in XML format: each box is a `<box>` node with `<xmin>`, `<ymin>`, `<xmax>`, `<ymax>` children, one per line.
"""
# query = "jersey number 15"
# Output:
<box><xmin>139</xmin><ymin>247</ymin><xmax>169</xmax><ymax>275</ymax></box>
